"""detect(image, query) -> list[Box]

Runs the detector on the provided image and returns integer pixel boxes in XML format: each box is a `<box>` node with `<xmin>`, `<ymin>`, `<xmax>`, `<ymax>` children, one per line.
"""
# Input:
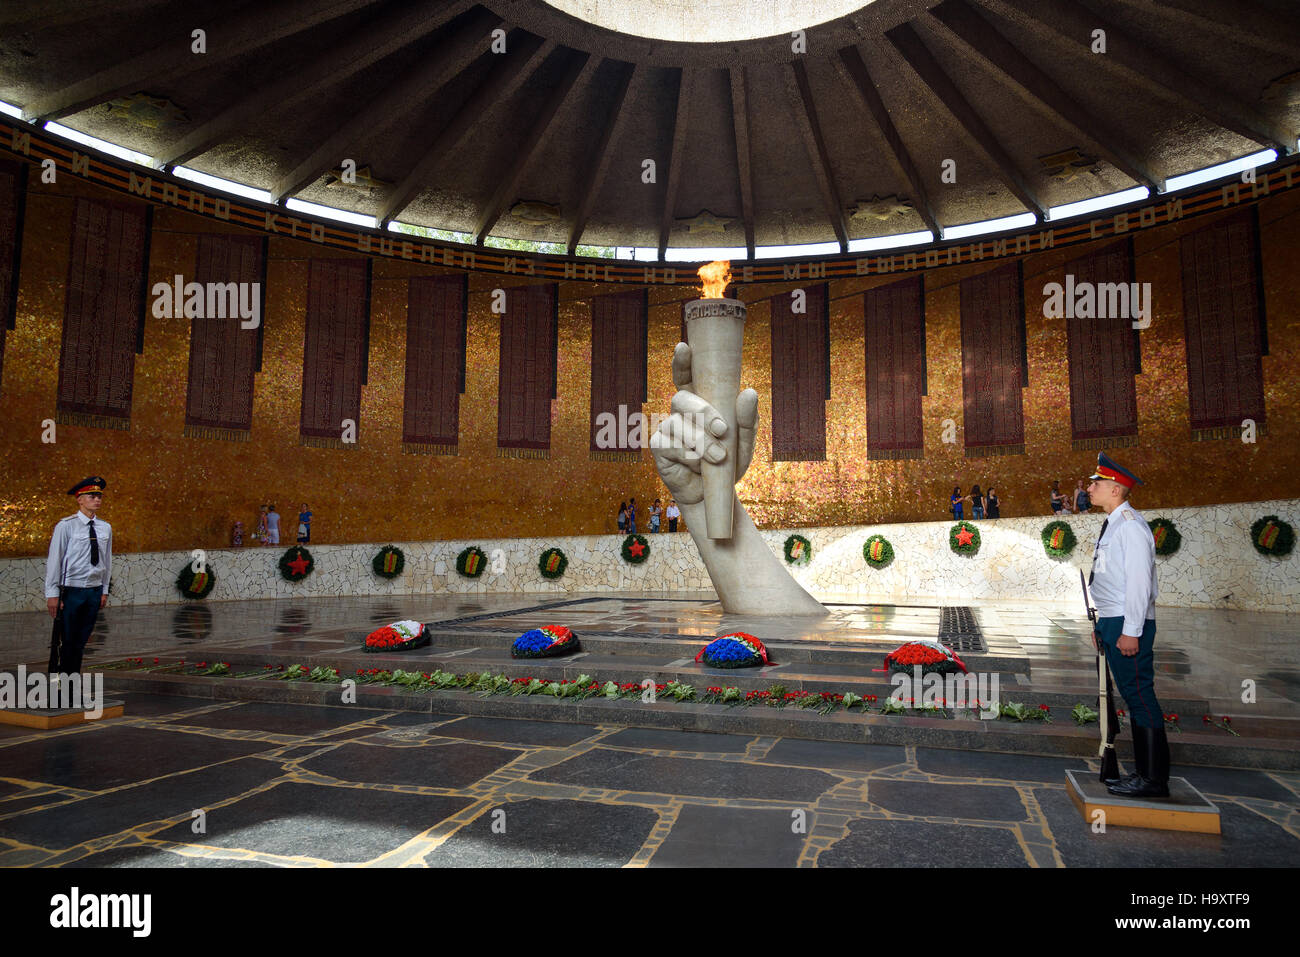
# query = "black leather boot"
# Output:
<box><xmin>1106</xmin><ymin>726</ymin><xmax>1170</xmax><ymax>798</ymax></box>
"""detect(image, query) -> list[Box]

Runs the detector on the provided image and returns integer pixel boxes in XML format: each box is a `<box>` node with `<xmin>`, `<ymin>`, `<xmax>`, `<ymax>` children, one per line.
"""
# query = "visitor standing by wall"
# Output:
<box><xmin>985</xmin><ymin>487</ymin><xmax>1000</xmax><ymax>519</ymax></box>
<box><xmin>297</xmin><ymin>503</ymin><xmax>312</xmax><ymax>543</ymax></box>
<box><xmin>650</xmin><ymin>498</ymin><xmax>662</xmax><ymax>533</ymax></box>
<box><xmin>950</xmin><ymin>487</ymin><xmax>964</xmax><ymax>521</ymax></box>
<box><xmin>1050</xmin><ymin>481</ymin><xmax>1067</xmax><ymax>515</ymax></box>
<box><xmin>627</xmin><ymin>497</ymin><xmax>638</xmax><ymax>534</ymax></box>
<box><xmin>1074</xmin><ymin>480</ymin><xmax>1091</xmax><ymax>515</ymax></box>
<box><xmin>970</xmin><ymin>484</ymin><xmax>985</xmax><ymax>519</ymax></box>
<box><xmin>267</xmin><ymin>504</ymin><xmax>281</xmax><ymax>545</ymax></box>
<box><xmin>617</xmin><ymin>501</ymin><xmax>628</xmax><ymax>535</ymax></box>
<box><xmin>45</xmin><ymin>477</ymin><xmax>111</xmax><ymax>674</ymax></box>
<box><xmin>666</xmin><ymin>499</ymin><xmax>680</xmax><ymax>532</ymax></box>
<box><xmin>256</xmin><ymin>504</ymin><xmax>269</xmax><ymax>545</ymax></box>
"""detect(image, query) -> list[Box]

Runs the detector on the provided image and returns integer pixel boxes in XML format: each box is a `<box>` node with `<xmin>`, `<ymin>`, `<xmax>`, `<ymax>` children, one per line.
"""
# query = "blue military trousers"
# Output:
<box><xmin>57</xmin><ymin>586</ymin><xmax>102</xmax><ymax>674</ymax></box>
<box><xmin>1096</xmin><ymin>615</ymin><xmax>1164</xmax><ymax>729</ymax></box>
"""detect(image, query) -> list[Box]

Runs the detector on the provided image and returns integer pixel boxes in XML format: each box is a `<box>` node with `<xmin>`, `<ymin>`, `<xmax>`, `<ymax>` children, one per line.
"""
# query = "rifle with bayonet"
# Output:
<box><xmin>1082</xmin><ymin>569</ymin><xmax>1120</xmax><ymax>783</ymax></box>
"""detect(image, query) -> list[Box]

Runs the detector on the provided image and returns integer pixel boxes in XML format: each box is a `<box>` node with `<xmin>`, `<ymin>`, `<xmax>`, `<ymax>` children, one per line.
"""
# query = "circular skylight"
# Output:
<box><xmin>543</xmin><ymin>0</ymin><xmax>878</xmax><ymax>44</ymax></box>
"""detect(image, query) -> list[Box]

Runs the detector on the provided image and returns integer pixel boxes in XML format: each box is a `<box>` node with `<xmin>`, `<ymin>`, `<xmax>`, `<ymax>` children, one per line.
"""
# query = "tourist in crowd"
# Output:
<box><xmin>297</xmin><ymin>503</ymin><xmax>312</xmax><ymax>543</ymax></box>
<box><xmin>650</xmin><ymin>498</ymin><xmax>663</xmax><ymax>533</ymax></box>
<box><xmin>256</xmin><ymin>504</ymin><xmax>269</xmax><ymax>545</ymax></box>
<box><xmin>1050</xmin><ymin>481</ymin><xmax>1067</xmax><ymax>515</ymax></box>
<box><xmin>1074</xmin><ymin>479</ymin><xmax>1091</xmax><ymax>515</ymax></box>
<box><xmin>266</xmin><ymin>504</ymin><xmax>281</xmax><ymax>545</ymax></box>
<box><xmin>950</xmin><ymin>487</ymin><xmax>964</xmax><ymax>521</ymax></box>
<box><xmin>627</xmin><ymin>497</ymin><xmax>638</xmax><ymax>534</ymax></box>
<box><xmin>666</xmin><ymin>499</ymin><xmax>680</xmax><ymax>532</ymax></box>
<box><xmin>617</xmin><ymin>501</ymin><xmax>628</xmax><ymax>535</ymax></box>
<box><xmin>970</xmin><ymin>484</ymin><xmax>985</xmax><ymax>519</ymax></box>
<box><xmin>985</xmin><ymin>487</ymin><xmax>1000</xmax><ymax>518</ymax></box>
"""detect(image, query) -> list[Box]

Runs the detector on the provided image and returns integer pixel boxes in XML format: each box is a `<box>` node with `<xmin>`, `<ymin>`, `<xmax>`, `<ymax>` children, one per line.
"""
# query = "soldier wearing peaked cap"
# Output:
<box><xmin>44</xmin><ymin>477</ymin><xmax>112</xmax><ymax>675</ymax></box>
<box><xmin>1086</xmin><ymin>453</ymin><xmax>1170</xmax><ymax>798</ymax></box>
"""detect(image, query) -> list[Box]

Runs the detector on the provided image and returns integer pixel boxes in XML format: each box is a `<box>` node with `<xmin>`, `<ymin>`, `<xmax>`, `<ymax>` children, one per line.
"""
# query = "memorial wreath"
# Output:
<box><xmin>456</xmin><ymin>545</ymin><xmax>488</xmax><ymax>578</ymax></box>
<box><xmin>784</xmin><ymin>534</ymin><xmax>812</xmax><ymax>565</ymax></box>
<box><xmin>538</xmin><ymin>546</ymin><xmax>568</xmax><ymax>580</ymax></box>
<box><xmin>279</xmin><ymin>545</ymin><xmax>314</xmax><ymax>582</ymax></box>
<box><xmin>372</xmin><ymin>545</ymin><xmax>404</xmax><ymax>579</ymax></box>
<box><xmin>622</xmin><ymin>534</ymin><xmax>650</xmax><ymax>564</ymax></box>
<box><xmin>175</xmin><ymin>562</ymin><xmax>216</xmax><ymax>599</ymax></box>
<box><xmin>1250</xmin><ymin>515</ymin><xmax>1294</xmax><ymax>557</ymax></box>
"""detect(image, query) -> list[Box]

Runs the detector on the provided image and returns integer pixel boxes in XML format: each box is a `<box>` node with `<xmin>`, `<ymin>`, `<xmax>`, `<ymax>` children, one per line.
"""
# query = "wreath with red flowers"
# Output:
<box><xmin>279</xmin><ymin>545</ymin><xmax>314</xmax><ymax>582</ymax></box>
<box><xmin>363</xmin><ymin>620</ymin><xmax>429</xmax><ymax>653</ymax></box>
<box><xmin>622</xmin><ymin>534</ymin><xmax>650</xmax><ymax>564</ymax></box>
<box><xmin>949</xmin><ymin>521</ymin><xmax>980</xmax><ymax>555</ymax></box>
<box><xmin>175</xmin><ymin>562</ymin><xmax>216</xmax><ymax>599</ymax></box>
<box><xmin>884</xmin><ymin>640</ymin><xmax>968</xmax><ymax>676</ymax></box>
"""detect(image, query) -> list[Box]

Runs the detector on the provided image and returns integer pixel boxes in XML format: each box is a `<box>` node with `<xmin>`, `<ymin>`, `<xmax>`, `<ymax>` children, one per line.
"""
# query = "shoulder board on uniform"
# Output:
<box><xmin>1123</xmin><ymin>510</ymin><xmax>1139</xmax><ymax>521</ymax></box>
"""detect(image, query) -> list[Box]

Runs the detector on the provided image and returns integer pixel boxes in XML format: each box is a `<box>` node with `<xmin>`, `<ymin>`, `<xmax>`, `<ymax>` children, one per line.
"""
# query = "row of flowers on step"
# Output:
<box><xmin>95</xmin><ymin>657</ymin><xmax>1229</xmax><ymax>733</ymax></box>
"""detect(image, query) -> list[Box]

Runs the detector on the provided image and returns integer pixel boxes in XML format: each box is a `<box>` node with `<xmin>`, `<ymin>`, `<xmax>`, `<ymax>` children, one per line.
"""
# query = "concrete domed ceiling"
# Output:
<box><xmin>1</xmin><ymin>0</ymin><xmax>1297</xmax><ymax>257</ymax></box>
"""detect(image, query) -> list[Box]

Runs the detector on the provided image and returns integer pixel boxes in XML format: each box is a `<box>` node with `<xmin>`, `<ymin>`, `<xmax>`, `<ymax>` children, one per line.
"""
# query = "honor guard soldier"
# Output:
<box><xmin>45</xmin><ymin>476</ymin><xmax>112</xmax><ymax>674</ymax></box>
<box><xmin>1086</xmin><ymin>453</ymin><xmax>1169</xmax><ymax>798</ymax></box>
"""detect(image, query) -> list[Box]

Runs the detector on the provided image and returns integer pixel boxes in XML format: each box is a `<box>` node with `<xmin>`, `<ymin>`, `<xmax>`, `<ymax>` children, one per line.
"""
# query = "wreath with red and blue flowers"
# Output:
<box><xmin>695</xmin><ymin>632</ymin><xmax>772</xmax><ymax>669</ymax></box>
<box><xmin>511</xmin><ymin>626</ymin><xmax>581</xmax><ymax>659</ymax></box>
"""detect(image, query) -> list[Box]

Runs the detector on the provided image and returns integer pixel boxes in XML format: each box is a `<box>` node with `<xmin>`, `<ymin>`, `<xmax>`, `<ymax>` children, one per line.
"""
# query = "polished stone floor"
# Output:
<box><xmin>1</xmin><ymin>692</ymin><xmax>1297</xmax><ymax>867</ymax></box>
<box><xmin>2</xmin><ymin>592</ymin><xmax>1297</xmax><ymax>867</ymax></box>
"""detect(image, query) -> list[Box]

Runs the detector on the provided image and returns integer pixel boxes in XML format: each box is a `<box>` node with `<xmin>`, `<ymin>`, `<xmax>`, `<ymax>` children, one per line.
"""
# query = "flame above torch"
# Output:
<box><xmin>697</xmin><ymin>260</ymin><xmax>731</xmax><ymax>299</ymax></box>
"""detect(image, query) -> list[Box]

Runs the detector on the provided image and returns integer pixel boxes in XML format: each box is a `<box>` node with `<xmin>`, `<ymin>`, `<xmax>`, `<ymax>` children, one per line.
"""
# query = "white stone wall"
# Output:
<box><xmin>1</xmin><ymin>499</ymin><xmax>1295</xmax><ymax>613</ymax></box>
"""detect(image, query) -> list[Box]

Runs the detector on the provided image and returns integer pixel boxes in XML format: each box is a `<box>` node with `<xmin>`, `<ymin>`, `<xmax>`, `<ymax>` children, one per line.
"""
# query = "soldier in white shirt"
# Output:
<box><xmin>45</xmin><ymin>476</ymin><xmax>112</xmax><ymax>674</ymax></box>
<box><xmin>1085</xmin><ymin>453</ymin><xmax>1169</xmax><ymax>798</ymax></box>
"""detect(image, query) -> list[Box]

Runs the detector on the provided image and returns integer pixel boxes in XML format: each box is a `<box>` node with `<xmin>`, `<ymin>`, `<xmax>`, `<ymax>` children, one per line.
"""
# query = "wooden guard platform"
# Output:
<box><xmin>1066</xmin><ymin>769</ymin><xmax>1221</xmax><ymax>834</ymax></box>
<box><xmin>0</xmin><ymin>700</ymin><xmax>126</xmax><ymax>730</ymax></box>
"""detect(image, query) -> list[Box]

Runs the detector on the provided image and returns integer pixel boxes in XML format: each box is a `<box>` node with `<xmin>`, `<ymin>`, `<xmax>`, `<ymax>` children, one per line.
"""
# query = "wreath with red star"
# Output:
<box><xmin>622</xmin><ymin>534</ymin><xmax>650</xmax><ymax>564</ymax></box>
<box><xmin>279</xmin><ymin>545</ymin><xmax>314</xmax><ymax>582</ymax></box>
<box><xmin>949</xmin><ymin>521</ymin><xmax>981</xmax><ymax>555</ymax></box>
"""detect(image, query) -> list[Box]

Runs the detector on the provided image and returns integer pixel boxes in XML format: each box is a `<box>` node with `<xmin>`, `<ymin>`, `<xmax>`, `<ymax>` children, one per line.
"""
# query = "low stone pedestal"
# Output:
<box><xmin>0</xmin><ymin>699</ymin><xmax>125</xmax><ymax>730</ymax></box>
<box><xmin>1065</xmin><ymin>769</ymin><xmax>1221</xmax><ymax>833</ymax></box>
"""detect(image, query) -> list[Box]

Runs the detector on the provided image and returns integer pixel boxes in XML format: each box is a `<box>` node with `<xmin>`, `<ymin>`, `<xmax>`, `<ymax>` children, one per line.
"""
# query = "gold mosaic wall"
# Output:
<box><xmin>1</xmin><ymin>172</ymin><xmax>1298</xmax><ymax>557</ymax></box>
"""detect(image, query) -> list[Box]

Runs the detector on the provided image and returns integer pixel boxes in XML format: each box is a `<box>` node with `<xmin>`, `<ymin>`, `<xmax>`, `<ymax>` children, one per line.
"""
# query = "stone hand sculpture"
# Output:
<box><xmin>651</xmin><ymin>341</ymin><xmax>826</xmax><ymax>616</ymax></box>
